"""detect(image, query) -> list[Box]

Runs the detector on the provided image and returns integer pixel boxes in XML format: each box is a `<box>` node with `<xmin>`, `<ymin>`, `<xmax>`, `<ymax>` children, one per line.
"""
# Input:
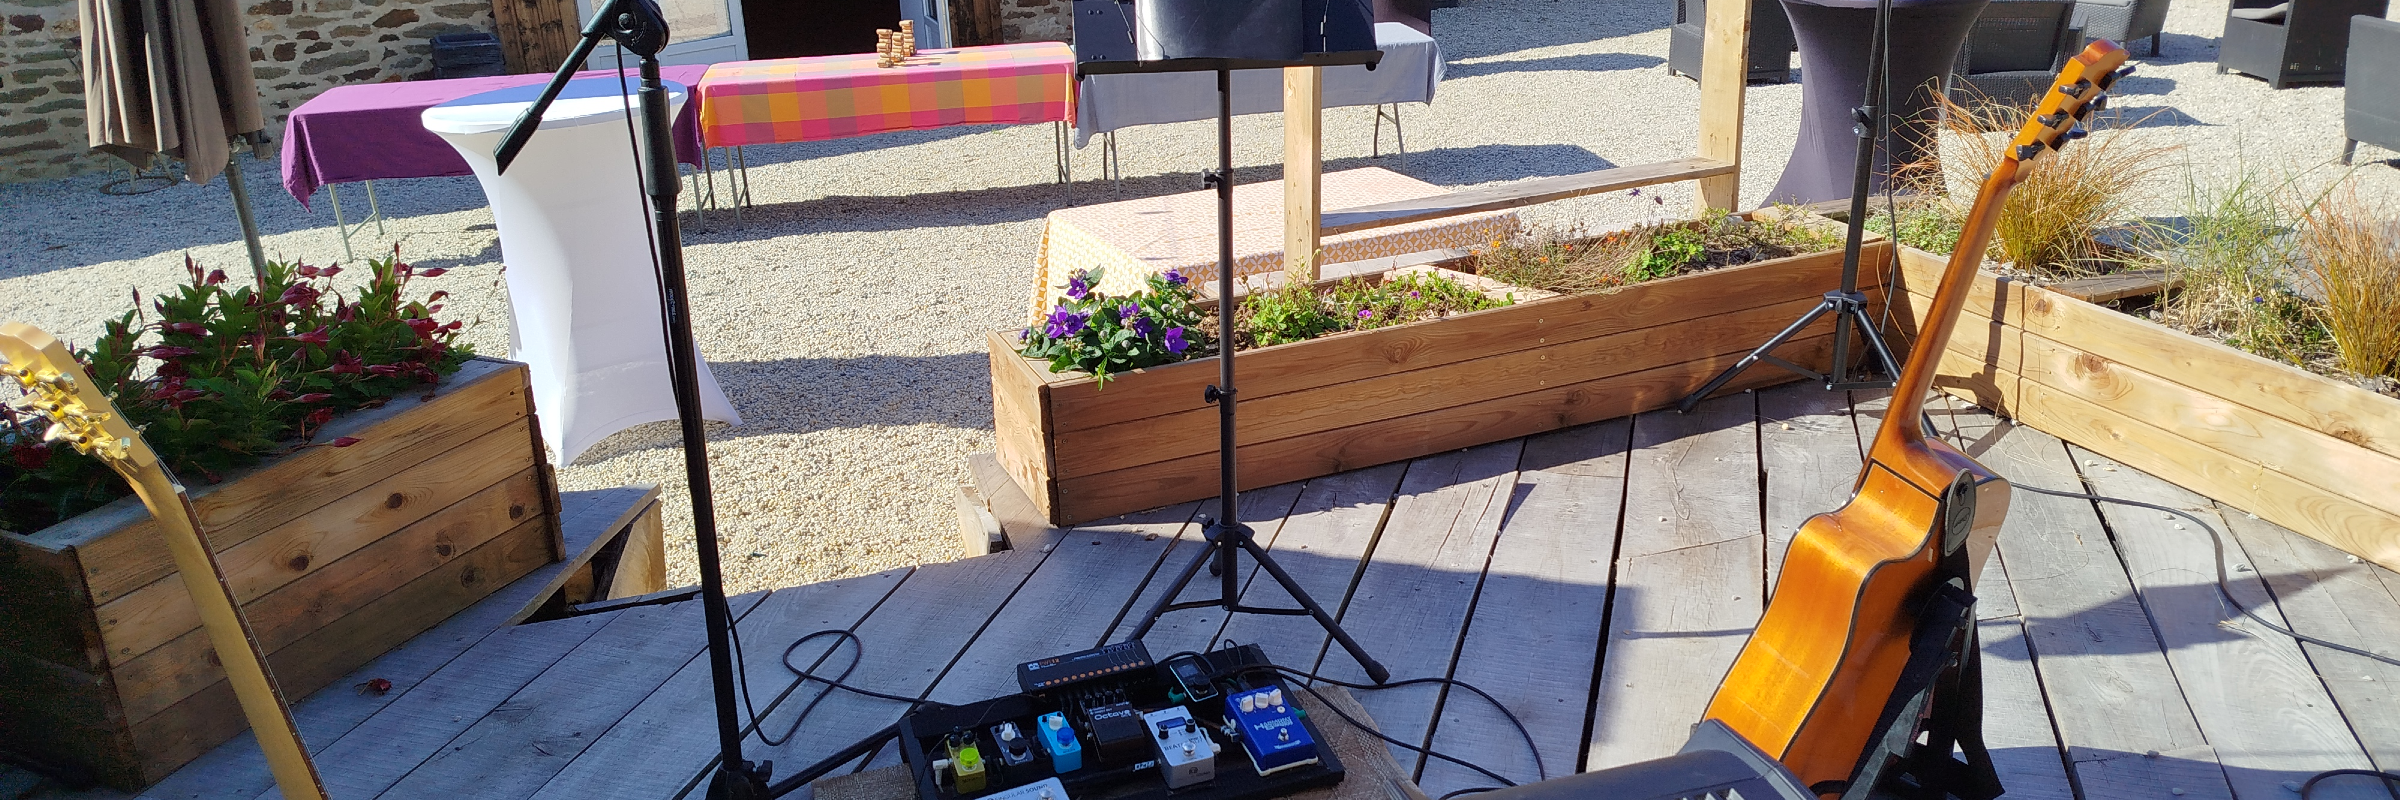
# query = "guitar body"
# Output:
<box><xmin>1709</xmin><ymin>439</ymin><xmax>2008</xmax><ymax>787</ymax></box>
<box><xmin>1702</xmin><ymin>39</ymin><xmax>2129</xmax><ymax>793</ymax></box>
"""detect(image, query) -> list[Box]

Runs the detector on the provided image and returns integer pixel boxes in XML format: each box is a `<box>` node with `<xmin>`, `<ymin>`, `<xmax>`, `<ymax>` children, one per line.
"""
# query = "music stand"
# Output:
<box><xmin>1080</xmin><ymin>47</ymin><xmax>1393</xmax><ymax>685</ymax></box>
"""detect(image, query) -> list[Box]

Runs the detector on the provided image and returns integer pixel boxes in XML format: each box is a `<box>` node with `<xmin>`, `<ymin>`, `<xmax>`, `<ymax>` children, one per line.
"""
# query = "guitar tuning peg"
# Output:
<box><xmin>2015</xmin><ymin>143</ymin><xmax>2047</xmax><ymax>160</ymax></box>
<box><xmin>2065</xmin><ymin>125</ymin><xmax>2090</xmax><ymax>140</ymax></box>
<box><xmin>43</xmin><ymin>424</ymin><xmax>78</xmax><ymax>443</ymax></box>
<box><xmin>2057</xmin><ymin>81</ymin><xmax>2089</xmax><ymax>98</ymax></box>
<box><xmin>2038</xmin><ymin>113</ymin><xmax>2067</xmax><ymax>127</ymax></box>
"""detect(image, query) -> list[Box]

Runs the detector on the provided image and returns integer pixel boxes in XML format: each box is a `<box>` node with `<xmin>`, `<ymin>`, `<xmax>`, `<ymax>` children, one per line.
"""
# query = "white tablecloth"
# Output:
<box><xmin>1072</xmin><ymin>22</ymin><xmax>1443</xmax><ymax>146</ymax></box>
<box><xmin>423</xmin><ymin>78</ymin><xmax>742</xmax><ymax>466</ymax></box>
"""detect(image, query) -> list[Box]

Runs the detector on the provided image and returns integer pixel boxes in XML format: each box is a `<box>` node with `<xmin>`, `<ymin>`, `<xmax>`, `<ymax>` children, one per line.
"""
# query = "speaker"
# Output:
<box><xmin>1135</xmin><ymin>0</ymin><xmax>1305</xmax><ymax>61</ymax></box>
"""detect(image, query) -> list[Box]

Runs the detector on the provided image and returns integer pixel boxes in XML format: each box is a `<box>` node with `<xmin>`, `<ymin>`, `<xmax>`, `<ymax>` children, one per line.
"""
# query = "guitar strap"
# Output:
<box><xmin>1832</xmin><ymin>474</ymin><xmax>2004</xmax><ymax>800</ymax></box>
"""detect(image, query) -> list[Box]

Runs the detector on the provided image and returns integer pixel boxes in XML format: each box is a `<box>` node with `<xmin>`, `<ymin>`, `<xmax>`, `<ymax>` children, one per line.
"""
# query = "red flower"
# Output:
<box><xmin>334</xmin><ymin>302</ymin><xmax>357</xmax><ymax>323</ymax></box>
<box><xmin>267</xmin><ymin>388</ymin><xmax>292</xmax><ymax>401</ymax></box>
<box><xmin>293</xmin><ymin>392</ymin><xmax>333</xmax><ymax>403</ymax></box>
<box><xmin>277</xmin><ymin>284</ymin><xmax>319</xmax><ymax>307</ymax></box>
<box><xmin>205</xmin><ymin>269</ymin><xmax>227</xmax><ymax>286</ymax></box>
<box><xmin>405</xmin><ymin>318</ymin><xmax>438</xmax><ymax>337</ymax></box>
<box><xmin>365</xmin><ymin>364</ymin><xmax>403</xmax><ymax>376</ymax></box>
<box><xmin>296</xmin><ymin>264</ymin><xmax>320</xmax><ymax>278</ymax></box>
<box><xmin>155</xmin><ymin>360</ymin><xmax>186</xmax><ymax>378</ymax></box>
<box><xmin>290</xmin><ymin>326</ymin><xmax>332</xmax><ymax>346</ymax></box>
<box><xmin>426</xmin><ymin>291</ymin><xmax>449</xmax><ymax>302</ymax></box>
<box><xmin>306</xmin><ymin>407</ymin><xmax>335</xmax><ymax>425</ymax></box>
<box><xmin>319</xmin><ymin>266</ymin><xmax>342</xmax><ymax>279</ymax></box>
<box><xmin>146</xmin><ymin>345</ymin><xmax>198</xmax><ymax>359</ymax></box>
<box><xmin>416</xmin><ymin>268</ymin><xmax>448</xmax><ymax>278</ymax></box>
<box><xmin>160</xmin><ymin>322</ymin><xmax>208</xmax><ymax>336</ymax></box>
<box><xmin>11</xmin><ymin>444</ymin><xmax>51</xmax><ymax>470</ymax></box>
<box><xmin>323</xmin><ymin>351</ymin><xmax>364</xmax><ymax>375</ymax></box>
<box><xmin>330</xmin><ymin>437</ymin><xmax>361</xmax><ymax>448</ymax></box>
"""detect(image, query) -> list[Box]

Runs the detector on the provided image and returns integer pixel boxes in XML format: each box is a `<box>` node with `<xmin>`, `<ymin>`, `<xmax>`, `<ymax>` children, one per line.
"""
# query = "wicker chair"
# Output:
<box><xmin>1668</xmin><ymin>0</ymin><xmax>1798</xmax><ymax>83</ymax></box>
<box><xmin>2219</xmin><ymin>0</ymin><xmax>2390</xmax><ymax>87</ymax></box>
<box><xmin>2070</xmin><ymin>0</ymin><xmax>2169</xmax><ymax>55</ymax></box>
<box><xmin>1951</xmin><ymin>0</ymin><xmax>2086</xmax><ymax>104</ymax></box>
<box><xmin>2348</xmin><ymin>15</ymin><xmax>2400</xmax><ymax>163</ymax></box>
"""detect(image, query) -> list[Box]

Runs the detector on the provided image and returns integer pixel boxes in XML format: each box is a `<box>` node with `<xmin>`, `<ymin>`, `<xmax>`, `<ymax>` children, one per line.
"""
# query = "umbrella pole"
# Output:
<box><xmin>223</xmin><ymin>147</ymin><xmax>269</xmax><ymax>280</ymax></box>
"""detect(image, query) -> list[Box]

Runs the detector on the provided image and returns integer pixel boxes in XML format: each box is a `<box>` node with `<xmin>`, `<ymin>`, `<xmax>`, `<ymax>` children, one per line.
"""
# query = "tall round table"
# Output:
<box><xmin>1765</xmin><ymin>0</ymin><xmax>1990</xmax><ymax>205</ymax></box>
<box><xmin>423</xmin><ymin>78</ymin><xmax>742</xmax><ymax>466</ymax></box>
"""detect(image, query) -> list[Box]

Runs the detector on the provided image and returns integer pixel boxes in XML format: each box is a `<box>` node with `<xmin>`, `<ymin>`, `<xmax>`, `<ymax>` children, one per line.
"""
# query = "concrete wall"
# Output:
<box><xmin>0</xmin><ymin>0</ymin><xmax>495</xmax><ymax>183</ymax></box>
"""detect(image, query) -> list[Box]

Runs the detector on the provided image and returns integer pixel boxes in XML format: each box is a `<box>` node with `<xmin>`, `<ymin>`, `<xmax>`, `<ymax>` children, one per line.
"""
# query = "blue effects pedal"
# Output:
<box><xmin>1224</xmin><ymin>685</ymin><xmax>1320</xmax><ymax>776</ymax></box>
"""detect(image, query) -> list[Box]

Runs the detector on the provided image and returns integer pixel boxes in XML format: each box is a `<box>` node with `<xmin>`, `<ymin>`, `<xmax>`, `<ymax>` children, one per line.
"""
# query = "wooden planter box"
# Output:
<box><xmin>0</xmin><ymin>356</ymin><xmax>564</xmax><ymax>789</ymax></box>
<box><xmin>1892</xmin><ymin>246</ymin><xmax>2400</xmax><ymax>573</ymax></box>
<box><xmin>993</xmin><ymin>240</ymin><xmax>1893</xmax><ymax>525</ymax></box>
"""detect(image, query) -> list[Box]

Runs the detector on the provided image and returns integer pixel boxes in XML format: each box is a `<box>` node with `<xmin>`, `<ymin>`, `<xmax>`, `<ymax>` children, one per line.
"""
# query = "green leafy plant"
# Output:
<box><xmin>2</xmin><ymin>253</ymin><xmax>472</xmax><ymax>533</ymax></box>
<box><xmin>1018</xmin><ymin>268</ymin><xmax>1209</xmax><ymax>385</ymax></box>
<box><xmin>1864</xmin><ymin>198</ymin><xmax>1969</xmax><ymax>255</ymax></box>
<box><xmin>1236</xmin><ymin>270</ymin><xmax>1512</xmax><ymax>348</ymax></box>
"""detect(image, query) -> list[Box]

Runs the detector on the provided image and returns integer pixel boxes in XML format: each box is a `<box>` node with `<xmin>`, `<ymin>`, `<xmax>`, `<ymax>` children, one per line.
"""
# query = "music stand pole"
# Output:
<box><xmin>1120</xmin><ymin>67</ymin><xmax>1391</xmax><ymax>686</ymax></box>
<box><xmin>490</xmin><ymin>3</ymin><xmax>767</xmax><ymax>797</ymax></box>
<box><xmin>1677</xmin><ymin>0</ymin><xmax>1904</xmax><ymax>413</ymax></box>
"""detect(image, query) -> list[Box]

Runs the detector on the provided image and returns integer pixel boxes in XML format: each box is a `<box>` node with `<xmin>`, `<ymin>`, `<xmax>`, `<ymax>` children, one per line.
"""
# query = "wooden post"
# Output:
<box><xmin>1283</xmin><ymin>66</ymin><xmax>1324</xmax><ymax>282</ymax></box>
<box><xmin>490</xmin><ymin>0</ymin><xmax>580</xmax><ymax>74</ymax></box>
<box><xmin>1693</xmin><ymin>0</ymin><xmax>1753</xmax><ymax>212</ymax></box>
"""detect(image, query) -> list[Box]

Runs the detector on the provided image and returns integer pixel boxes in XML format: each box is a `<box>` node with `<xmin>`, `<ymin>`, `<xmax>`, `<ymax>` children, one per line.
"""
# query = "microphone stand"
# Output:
<box><xmin>491</xmin><ymin>3</ymin><xmax>770</xmax><ymax>798</ymax></box>
<box><xmin>1677</xmin><ymin>0</ymin><xmax>1903</xmax><ymax>413</ymax></box>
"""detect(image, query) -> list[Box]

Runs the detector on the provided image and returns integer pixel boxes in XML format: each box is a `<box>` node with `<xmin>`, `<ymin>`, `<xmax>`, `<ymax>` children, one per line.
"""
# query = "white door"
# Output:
<box><xmin>583</xmin><ymin>0</ymin><xmax>748</xmax><ymax>67</ymax></box>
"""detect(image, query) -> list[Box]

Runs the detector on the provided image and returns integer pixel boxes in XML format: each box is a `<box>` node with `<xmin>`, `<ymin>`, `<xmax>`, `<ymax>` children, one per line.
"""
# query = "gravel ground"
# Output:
<box><xmin>3</xmin><ymin>0</ymin><xmax>2395</xmax><ymax>593</ymax></box>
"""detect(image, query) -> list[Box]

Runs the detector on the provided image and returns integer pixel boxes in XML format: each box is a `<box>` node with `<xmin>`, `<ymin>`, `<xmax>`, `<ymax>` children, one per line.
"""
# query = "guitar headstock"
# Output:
<box><xmin>2006</xmin><ymin>40</ymin><xmax>2133</xmax><ymax>165</ymax></box>
<box><xmin>2</xmin><ymin>321</ymin><xmax>159</xmax><ymax>471</ymax></box>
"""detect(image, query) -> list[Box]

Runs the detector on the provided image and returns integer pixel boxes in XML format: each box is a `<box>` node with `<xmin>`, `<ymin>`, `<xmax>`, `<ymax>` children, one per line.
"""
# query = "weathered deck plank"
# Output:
<box><xmin>1417</xmin><ymin>419</ymin><xmax>1629</xmax><ymax>798</ymax></box>
<box><xmin>1317</xmin><ymin>443</ymin><xmax>1522</xmax><ymax>776</ymax></box>
<box><xmin>1961</xmin><ymin>413</ymin><xmax>2234</xmax><ymax>800</ymax></box>
<box><xmin>2221</xmin><ymin>509</ymin><xmax>2400</xmax><ymax>775</ymax></box>
<box><xmin>2072</xmin><ymin>445</ymin><xmax>2384</xmax><ymax>800</ymax></box>
<box><xmin>376</xmin><ymin>593</ymin><xmax>765</xmax><ymax>799</ymax></box>
<box><xmin>527</xmin><ymin>568</ymin><xmax>911</xmax><ymax>800</ymax></box>
<box><xmin>1587</xmin><ymin>395</ymin><xmax>1762</xmax><ymax>771</ymax></box>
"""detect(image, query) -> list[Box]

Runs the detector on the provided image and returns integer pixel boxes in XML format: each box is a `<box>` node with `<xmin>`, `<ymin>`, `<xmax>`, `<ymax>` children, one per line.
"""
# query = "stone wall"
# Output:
<box><xmin>999</xmin><ymin>0</ymin><xmax>1069</xmax><ymax>44</ymax></box>
<box><xmin>0</xmin><ymin>0</ymin><xmax>495</xmax><ymax>183</ymax></box>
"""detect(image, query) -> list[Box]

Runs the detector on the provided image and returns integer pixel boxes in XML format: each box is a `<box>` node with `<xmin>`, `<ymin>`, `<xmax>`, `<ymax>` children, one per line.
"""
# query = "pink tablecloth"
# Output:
<box><xmin>694</xmin><ymin>43</ymin><xmax>1074</xmax><ymax>147</ymax></box>
<box><xmin>279</xmin><ymin>65</ymin><xmax>710</xmax><ymax>206</ymax></box>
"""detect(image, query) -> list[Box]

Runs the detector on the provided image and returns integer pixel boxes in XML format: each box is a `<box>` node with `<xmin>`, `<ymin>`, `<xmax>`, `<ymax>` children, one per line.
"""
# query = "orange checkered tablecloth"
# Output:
<box><xmin>1030</xmin><ymin>167</ymin><xmax>1519</xmax><ymax>319</ymax></box>
<box><xmin>695</xmin><ymin>43</ymin><xmax>1075</xmax><ymax>147</ymax></box>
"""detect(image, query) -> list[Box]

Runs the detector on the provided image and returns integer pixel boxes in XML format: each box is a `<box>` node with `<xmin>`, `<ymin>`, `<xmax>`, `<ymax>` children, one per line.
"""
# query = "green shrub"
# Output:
<box><xmin>2</xmin><ymin>253</ymin><xmax>472</xmax><ymax>532</ymax></box>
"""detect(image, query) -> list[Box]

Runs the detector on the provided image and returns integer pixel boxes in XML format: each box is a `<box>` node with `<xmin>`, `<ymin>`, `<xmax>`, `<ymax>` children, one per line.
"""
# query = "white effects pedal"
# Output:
<box><xmin>982</xmin><ymin>777</ymin><xmax>1070</xmax><ymax>800</ymax></box>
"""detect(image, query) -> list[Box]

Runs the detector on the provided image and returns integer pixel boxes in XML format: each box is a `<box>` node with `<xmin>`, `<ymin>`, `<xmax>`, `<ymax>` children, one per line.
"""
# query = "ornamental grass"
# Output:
<box><xmin>2297</xmin><ymin>184</ymin><xmax>2400</xmax><ymax>381</ymax></box>
<box><xmin>1938</xmin><ymin>95</ymin><xmax>2175</xmax><ymax>277</ymax></box>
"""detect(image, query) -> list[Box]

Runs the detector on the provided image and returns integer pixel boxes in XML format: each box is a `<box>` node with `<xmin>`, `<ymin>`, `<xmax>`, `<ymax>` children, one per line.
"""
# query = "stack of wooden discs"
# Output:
<box><xmin>876</xmin><ymin>22</ymin><xmax>919</xmax><ymax>67</ymax></box>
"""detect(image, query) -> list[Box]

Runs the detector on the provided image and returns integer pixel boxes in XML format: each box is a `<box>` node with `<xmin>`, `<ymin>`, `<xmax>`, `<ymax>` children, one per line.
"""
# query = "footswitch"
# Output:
<box><xmin>1224</xmin><ymin>686</ymin><xmax>1319</xmax><ymax>776</ymax></box>
<box><xmin>1144</xmin><ymin>706</ymin><xmax>1218</xmax><ymax>789</ymax></box>
<box><xmin>947</xmin><ymin>734</ymin><xmax>989</xmax><ymax>794</ymax></box>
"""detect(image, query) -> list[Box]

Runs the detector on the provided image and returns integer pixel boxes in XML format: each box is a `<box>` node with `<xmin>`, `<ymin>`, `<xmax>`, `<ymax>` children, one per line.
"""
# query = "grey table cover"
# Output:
<box><xmin>1072</xmin><ymin>22</ymin><xmax>1442</xmax><ymax>146</ymax></box>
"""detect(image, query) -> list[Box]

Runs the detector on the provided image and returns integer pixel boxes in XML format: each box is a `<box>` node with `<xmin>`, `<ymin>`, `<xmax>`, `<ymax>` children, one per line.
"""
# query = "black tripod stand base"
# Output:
<box><xmin>708</xmin><ymin>760</ymin><xmax>772</xmax><ymax>800</ymax></box>
<box><xmin>1676</xmin><ymin>290</ymin><xmax>1899</xmax><ymax>413</ymax></box>
<box><xmin>1123</xmin><ymin>519</ymin><xmax>1392</xmax><ymax>684</ymax></box>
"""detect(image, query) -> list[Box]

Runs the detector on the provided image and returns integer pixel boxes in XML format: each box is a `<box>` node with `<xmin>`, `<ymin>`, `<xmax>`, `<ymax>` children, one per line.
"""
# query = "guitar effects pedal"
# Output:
<box><xmin>1224</xmin><ymin>686</ymin><xmax>1318</xmax><ymax>776</ymax></box>
<box><xmin>1143</xmin><ymin>706</ymin><xmax>1218</xmax><ymax>789</ymax></box>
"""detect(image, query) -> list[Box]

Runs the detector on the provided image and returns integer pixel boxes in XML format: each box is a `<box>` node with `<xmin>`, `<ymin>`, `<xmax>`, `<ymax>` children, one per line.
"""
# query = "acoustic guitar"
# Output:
<box><xmin>2</xmin><ymin>322</ymin><xmax>329</xmax><ymax>800</ymax></box>
<box><xmin>1701</xmin><ymin>41</ymin><xmax>2131</xmax><ymax>792</ymax></box>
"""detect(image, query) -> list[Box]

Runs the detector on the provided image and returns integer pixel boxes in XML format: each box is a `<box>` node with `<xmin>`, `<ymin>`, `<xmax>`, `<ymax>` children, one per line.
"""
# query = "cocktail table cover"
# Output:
<box><xmin>1071</xmin><ymin>22</ymin><xmax>1443</xmax><ymax>146</ymax></box>
<box><xmin>282</xmin><ymin>65</ymin><xmax>709</xmax><ymax>206</ymax></box>
<box><xmin>1765</xmin><ymin>0</ymin><xmax>1989</xmax><ymax>204</ymax></box>
<box><xmin>1030</xmin><ymin>167</ymin><xmax>1517</xmax><ymax>316</ymax></box>
<box><xmin>694</xmin><ymin>43</ymin><xmax>1076</xmax><ymax>147</ymax></box>
<box><xmin>422</xmin><ymin>77</ymin><xmax>742</xmax><ymax>465</ymax></box>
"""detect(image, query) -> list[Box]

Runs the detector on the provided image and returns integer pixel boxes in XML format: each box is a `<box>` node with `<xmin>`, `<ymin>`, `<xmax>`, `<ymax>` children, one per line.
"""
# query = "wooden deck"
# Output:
<box><xmin>74</xmin><ymin>384</ymin><xmax>2400</xmax><ymax>800</ymax></box>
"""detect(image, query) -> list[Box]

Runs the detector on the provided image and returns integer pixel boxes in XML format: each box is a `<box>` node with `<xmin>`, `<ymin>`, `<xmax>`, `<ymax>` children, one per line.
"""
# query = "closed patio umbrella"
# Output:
<box><xmin>80</xmin><ymin>0</ymin><xmax>271</xmax><ymax>277</ymax></box>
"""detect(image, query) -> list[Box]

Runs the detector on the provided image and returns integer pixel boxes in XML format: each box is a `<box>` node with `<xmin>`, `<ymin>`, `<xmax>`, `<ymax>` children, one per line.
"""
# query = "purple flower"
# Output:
<box><xmin>1628</xmin><ymin>188</ymin><xmax>1642</xmax><ymax>197</ymax></box>
<box><xmin>1045</xmin><ymin>309</ymin><xmax>1090</xmax><ymax>338</ymax></box>
<box><xmin>1019</xmin><ymin>327</ymin><xmax>1031</xmax><ymax>342</ymax></box>
<box><xmin>1119</xmin><ymin>302</ymin><xmax>1140</xmax><ymax>322</ymax></box>
<box><xmin>1162</xmin><ymin>269</ymin><xmax>1189</xmax><ymax>287</ymax></box>
<box><xmin>1130</xmin><ymin>314</ymin><xmax>1156</xmax><ymax>338</ymax></box>
<box><xmin>1407</xmin><ymin>290</ymin><xmax>1420</xmax><ymax>298</ymax></box>
<box><xmin>1357</xmin><ymin>308</ymin><xmax>1374</xmax><ymax>319</ymax></box>
<box><xmin>1163</xmin><ymin>326</ymin><xmax>1189</xmax><ymax>354</ymax></box>
<box><xmin>1066</xmin><ymin>270</ymin><xmax>1092</xmax><ymax>301</ymax></box>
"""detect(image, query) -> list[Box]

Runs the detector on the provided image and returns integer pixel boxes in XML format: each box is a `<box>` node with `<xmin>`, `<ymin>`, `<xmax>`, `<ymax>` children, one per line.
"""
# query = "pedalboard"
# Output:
<box><xmin>899</xmin><ymin>643</ymin><xmax>1343</xmax><ymax>800</ymax></box>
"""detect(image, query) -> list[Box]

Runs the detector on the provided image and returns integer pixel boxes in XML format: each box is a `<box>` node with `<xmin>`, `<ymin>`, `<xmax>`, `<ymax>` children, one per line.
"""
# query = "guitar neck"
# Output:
<box><xmin>1871</xmin><ymin>159</ymin><xmax>2022</xmax><ymax>457</ymax></box>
